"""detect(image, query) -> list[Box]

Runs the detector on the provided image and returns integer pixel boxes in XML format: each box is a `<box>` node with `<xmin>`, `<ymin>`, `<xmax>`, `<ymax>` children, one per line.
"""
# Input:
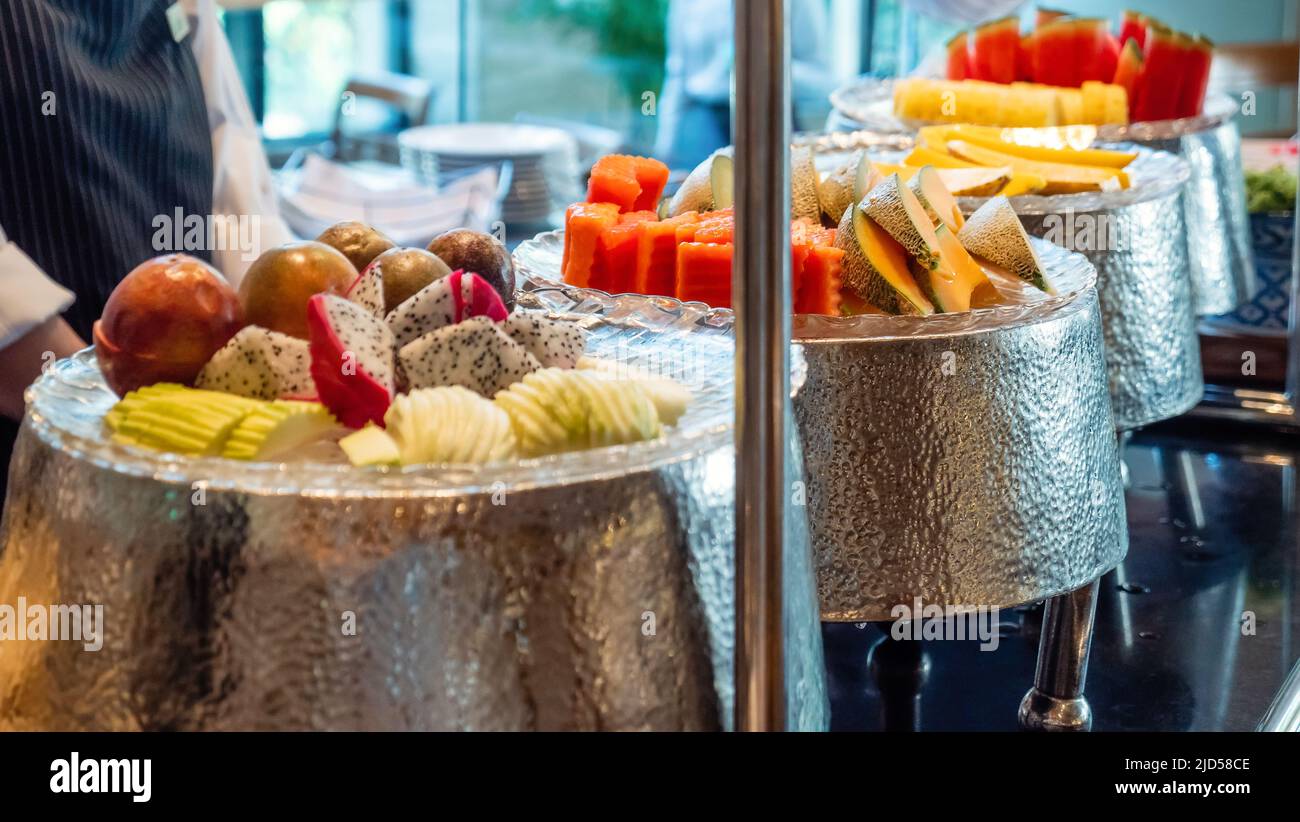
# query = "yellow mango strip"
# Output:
<box><xmin>945</xmin><ymin>140</ymin><xmax>1128</xmax><ymax>194</ymax></box>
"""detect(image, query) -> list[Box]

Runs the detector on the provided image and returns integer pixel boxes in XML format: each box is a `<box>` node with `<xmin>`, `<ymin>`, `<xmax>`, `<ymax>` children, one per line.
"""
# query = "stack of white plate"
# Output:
<box><xmin>399</xmin><ymin>123</ymin><xmax>581</xmax><ymax>227</ymax></box>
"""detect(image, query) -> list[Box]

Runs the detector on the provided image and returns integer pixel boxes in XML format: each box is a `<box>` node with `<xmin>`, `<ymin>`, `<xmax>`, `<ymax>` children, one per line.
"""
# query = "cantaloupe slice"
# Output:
<box><xmin>908</xmin><ymin>166</ymin><xmax>964</xmax><ymax>232</ymax></box>
<box><xmin>928</xmin><ymin>224</ymin><xmax>997</xmax><ymax>313</ymax></box>
<box><xmin>945</xmin><ymin>140</ymin><xmax>1128</xmax><ymax>193</ymax></box>
<box><xmin>835</xmin><ymin>203</ymin><xmax>934</xmax><ymax>316</ymax></box>
<box><xmin>791</xmin><ymin>145</ymin><xmax>822</xmax><ymax>222</ymax></box>
<box><xmin>862</xmin><ymin>173</ymin><xmax>945</xmax><ymax>272</ymax></box>
<box><xmin>957</xmin><ymin>197</ymin><xmax>1053</xmax><ymax>293</ymax></box>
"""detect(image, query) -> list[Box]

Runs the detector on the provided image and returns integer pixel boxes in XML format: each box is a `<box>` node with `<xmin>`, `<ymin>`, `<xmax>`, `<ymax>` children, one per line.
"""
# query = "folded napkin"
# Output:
<box><xmin>278</xmin><ymin>153</ymin><xmax>500</xmax><ymax>247</ymax></box>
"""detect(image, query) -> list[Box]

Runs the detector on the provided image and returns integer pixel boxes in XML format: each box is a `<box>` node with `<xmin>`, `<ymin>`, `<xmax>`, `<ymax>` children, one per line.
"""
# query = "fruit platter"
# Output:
<box><xmin>829</xmin><ymin>7</ymin><xmax>1253</xmax><ymax>317</ymax></box>
<box><xmin>515</xmin><ymin>148</ymin><xmax>1126</xmax><ymax>630</ymax></box>
<box><xmin>804</xmin><ymin>124</ymin><xmax>1201</xmax><ymax>431</ymax></box>
<box><xmin>0</xmin><ymin>222</ymin><xmax>831</xmax><ymax>731</ymax></box>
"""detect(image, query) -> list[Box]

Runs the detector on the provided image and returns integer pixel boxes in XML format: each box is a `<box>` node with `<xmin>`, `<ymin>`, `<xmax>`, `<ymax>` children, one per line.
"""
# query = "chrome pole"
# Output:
<box><xmin>733</xmin><ymin>0</ymin><xmax>792</xmax><ymax>732</ymax></box>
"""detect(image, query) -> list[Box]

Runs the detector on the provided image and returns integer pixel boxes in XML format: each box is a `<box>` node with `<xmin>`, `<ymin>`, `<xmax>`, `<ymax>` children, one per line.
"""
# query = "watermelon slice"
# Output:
<box><xmin>1033</xmin><ymin>19</ymin><xmax>1075</xmax><ymax>86</ymax></box>
<box><xmin>1132</xmin><ymin>25</ymin><xmax>1186</xmax><ymax>122</ymax></box>
<box><xmin>676</xmin><ymin>242</ymin><xmax>733</xmax><ymax>308</ymax></box>
<box><xmin>635</xmin><ymin>212</ymin><xmax>697</xmax><ymax>297</ymax></box>
<box><xmin>1117</xmin><ymin>10</ymin><xmax>1147</xmax><ymax>51</ymax></box>
<box><xmin>1097</xmin><ymin>33</ymin><xmax>1121</xmax><ymax>83</ymax></box>
<box><xmin>1113</xmin><ymin>37</ymin><xmax>1144</xmax><ymax>117</ymax></box>
<box><xmin>946</xmin><ymin>31</ymin><xmax>970</xmax><ymax>81</ymax></box>
<box><xmin>1073</xmin><ymin>19</ymin><xmax>1113</xmax><ymax>84</ymax></box>
<box><xmin>968</xmin><ymin>17</ymin><xmax>1019</xmax><ymax>84</ymax></box>
<box><xmin>1018</xmin><ymin>33</ymin><xmax>1035</xmax><ymax>82</ymax></box>
<box><xmin>1176</xmin><ymin>35</ymin><xmax>1213</xmax><ymax>118</ymax></box>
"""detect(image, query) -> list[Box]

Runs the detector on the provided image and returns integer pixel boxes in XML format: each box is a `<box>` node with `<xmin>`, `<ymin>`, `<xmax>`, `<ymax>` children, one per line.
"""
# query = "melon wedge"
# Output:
<box><xmin>934</xmin><ymin>166</ymin><xmax>1013</xmax><ymax>197</ymax></box>
<box><xmin>835</xmin><ymin>204</ymin><xmax>933</xmax><ymax>316</ymax></box>
<box><xmin>667</xmin><ymin>149</ymin><xmax>734</xmax><ymax>217</ymax></box>
<box><xmin>862</xmin><ymin>173</ymin><xmax>945</xmax><ymax>272</ymax></box>
<box><xmin>820</xmin><ymin>152</ymin><xmax>881</xmax><ymax>222</ymax></box>
<box><xmin>790</xmin><ymin>145</ymin><xmax>821</xmax><ymax>222</ymax></box>
<box><xmin>907</xmin><ymin>165</ymin><xmax>964</xmax><ymax>232</ymax></box>
<box><xmin>957</xmin><ymin>197</ymin><xmax>1053</xmax><ymax>294</ymax></box>
<box><xmin>928</xmin><ymin>225</ymin><xmax>996</xmax><ymax>313</ymax></box>
<box><xmin>945</xmin><ymin>140</ymin><xmax>1128</xmax><ymax>193</ymax></box>
<box><xmin>998</xmin><ymin>173</ymin><xmax>1048</xmax><ymax>197</ymax></box>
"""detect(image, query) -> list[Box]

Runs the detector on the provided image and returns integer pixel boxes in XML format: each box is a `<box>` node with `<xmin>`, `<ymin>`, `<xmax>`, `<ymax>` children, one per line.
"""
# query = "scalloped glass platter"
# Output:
<box><xmin>803</xmin><ymin>136</ymin><xmax>1191</xmax><ymax>216</ymax></box>
<box><xmin>827</xmin><ymin>77</ymin><xmax>1240</xmax><ymax>142</ymax></box>
<box><xmin>26</xmin><ymin>286</ymin><xmax>744</xmax><ymax>496</ymax></box>
<box><xmin>514</xmin><ymin>226</ymin><xmax>1097</xmax><ymax>344</ymax></box>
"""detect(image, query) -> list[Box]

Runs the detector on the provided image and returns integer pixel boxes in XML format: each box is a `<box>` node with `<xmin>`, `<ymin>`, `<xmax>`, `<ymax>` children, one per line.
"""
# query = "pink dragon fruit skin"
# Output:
<box><xmin>386</xmin><ymin>270</ymin><xmax>508</xmax><ymax>348</ymax></box>
<box><xmin>307</xmin><ymin>294</ymin><xmax>396</xmax><ymax>428</ymax></box>
<box><xmin>344</xmin><ymin>258</ymin><xmax>387</xmax><ymax>319</ymax></box>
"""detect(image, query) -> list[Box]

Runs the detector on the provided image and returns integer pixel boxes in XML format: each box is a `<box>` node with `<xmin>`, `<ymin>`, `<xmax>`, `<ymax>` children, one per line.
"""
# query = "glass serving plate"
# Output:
<box><xmin>24</xmin><ymin>281</ymin><xmax>745</xmax><ymax>497</ymax></box>
<box><xmin>514</xmin><ymin>227</ymin><xmax>1098</xmax><ymax>342</ymax></box>
<box><xmin>828</xmin><ymin>77</ymin><xmax>1240</xmax><ymax>141</ymax></box>
<box><xmin>804</xmin><ymin>136</ymin><xmax>1191</xmax><ymax>215</ymax></box>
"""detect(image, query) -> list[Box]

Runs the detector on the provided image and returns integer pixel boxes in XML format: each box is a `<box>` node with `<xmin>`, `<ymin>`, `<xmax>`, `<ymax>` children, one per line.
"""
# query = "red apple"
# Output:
<box><xmin>93</xmin><ymin>254</ymin><xmax>244</xmax><ymax>396</ymax></box>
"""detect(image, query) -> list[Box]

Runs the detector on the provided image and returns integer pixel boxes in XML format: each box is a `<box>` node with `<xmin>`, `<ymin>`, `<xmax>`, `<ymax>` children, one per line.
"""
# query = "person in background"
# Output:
<box><xmin>654</xmin><ymin>0</ymin><xmax>835</xmax><ymax>170</ymax></box>
<box><xmin>0</xmin><ymin>0</ymin><xmax>292</xmax><ymax>501</ymax></box>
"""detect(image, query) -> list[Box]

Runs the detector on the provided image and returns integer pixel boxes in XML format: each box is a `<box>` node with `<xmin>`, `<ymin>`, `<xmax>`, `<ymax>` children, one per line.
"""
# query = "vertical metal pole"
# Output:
<box><xmin>733</xmin><ymin>0</ymin><xmax>792</xmax><ymax>732</ymax></box>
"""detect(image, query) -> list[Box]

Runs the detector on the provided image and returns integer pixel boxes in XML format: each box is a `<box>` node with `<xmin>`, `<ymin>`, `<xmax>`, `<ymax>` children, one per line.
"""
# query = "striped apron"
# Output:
<box><xmin>0</xmin><ymin>0</ymin><xmax>214</xmax><ymax>503</ymax></box>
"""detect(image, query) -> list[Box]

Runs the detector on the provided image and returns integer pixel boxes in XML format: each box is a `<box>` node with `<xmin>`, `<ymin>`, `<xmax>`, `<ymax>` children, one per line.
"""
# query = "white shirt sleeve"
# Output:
<box><xmin>0</xmin><ymin>224</ymin><xmax>76</xmax><ymax>351</ymax></box>
<box><xmin>187</xmin><ymin>0</ymin><xmax>295</xmax><ymax>290</ymax></box>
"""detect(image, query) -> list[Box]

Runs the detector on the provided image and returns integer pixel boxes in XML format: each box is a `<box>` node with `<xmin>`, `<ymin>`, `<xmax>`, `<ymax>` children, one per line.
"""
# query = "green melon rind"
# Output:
<box><xmin>862</xmin><ymin>173</ymin><xmax>943</xmax><ymax>272</ymax></box>
<box><xmin>835</xmin><ymin>204</ymin><xmax>933</xmax><ymax>316</ymax></box>
<box><xmin>956</xmin><ymin>196</ymin><xmax>1054</xmax><ymax>293</ymax></box>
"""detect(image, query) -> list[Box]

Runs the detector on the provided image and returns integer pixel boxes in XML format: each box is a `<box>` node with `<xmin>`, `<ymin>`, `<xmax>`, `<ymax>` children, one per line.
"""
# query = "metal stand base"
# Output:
<box><xmin>867</xmin><ymin>632</ymin><xmax>930</xmax><ymax>732</ymax></box>
<box><xmin>1018</xmin><ymin>579</ymin><xmax>1102</xmax><ymax>731</ymax></box>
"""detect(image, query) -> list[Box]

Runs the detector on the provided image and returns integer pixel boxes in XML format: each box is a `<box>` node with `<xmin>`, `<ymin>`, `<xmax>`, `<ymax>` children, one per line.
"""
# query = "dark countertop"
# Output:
<box><xmin>823</xmin><ymin>419</ymin><xmax>1300</xmax><ymax>731</ymax></box>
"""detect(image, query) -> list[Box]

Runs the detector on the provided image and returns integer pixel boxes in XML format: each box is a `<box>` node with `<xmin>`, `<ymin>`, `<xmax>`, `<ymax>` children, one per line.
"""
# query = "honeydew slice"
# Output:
<box><xmin>667</xmin><ymin>149</ymin><xmax>733</xmax><ymax>216</ymax></box>
<box><xmin>957</xmin><ymin>197</ymin><xmax>1054</xmax><ymax>294</ymax></box>
<box><xmin>835</xmin><ymin>203</ymin><xmax>934</xmax><ymax>316</ymax></box>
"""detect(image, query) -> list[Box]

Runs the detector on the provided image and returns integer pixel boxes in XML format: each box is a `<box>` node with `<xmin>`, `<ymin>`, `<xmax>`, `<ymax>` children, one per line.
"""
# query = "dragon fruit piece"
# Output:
<box><xmin>195</xmin><ymin>325</ymin><xmax>316</xmax><ymax>400</ymax></box>
<box><xmin>344</xmin><ymin>259</ymin><xmax>386</xmax><ymax>319</ymax></box>
<box><xmin>399</xmin><ymin>315</ymin><xmax>540</xmax><ymax>398</ymax></box>
<box><xmin>386</xmin><ymin>270</ymin><xmax>508</xmax><ymax>348</ymax></box>
<box><xmin>307</xmin><ymin>294</ymin><xmax>396</xmax><ymax>428</ymax></box>
<box><xmin>502</xmin><ymin>312</ymin><xmax>588</xmax><ymax>369</ymax></box>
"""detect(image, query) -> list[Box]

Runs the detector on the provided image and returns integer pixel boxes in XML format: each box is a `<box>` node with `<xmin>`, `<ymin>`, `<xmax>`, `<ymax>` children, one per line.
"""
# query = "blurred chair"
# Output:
<box><xmin>330</xmin><ymin>71</ymin><xmax>436</xmax><ymax>164</ymax></box>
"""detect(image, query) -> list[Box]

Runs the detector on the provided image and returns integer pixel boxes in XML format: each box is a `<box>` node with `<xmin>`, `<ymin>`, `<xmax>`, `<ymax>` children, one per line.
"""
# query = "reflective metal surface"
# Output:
<box><xmin>0</xmin><ymin>283</ymin><xmax>830</xmax><ymax>731</ymax></box>
<box><xmin>825</xmin><ymin>422</ymin><xmax>1300</xmax><ymax>731</ymax></box>
<box><xmin>1018</xmin><ymin>580</ymin><xmax>1100</xmax><ymax>732</ymax></box>
<box><xmin>732</xmin><ymin>0</ymin><xmax>792</xmax><ymax>733</ymax></box>
<box><xmin>793</xmin><ymin>245</ymin><xmax>1127</xmax><ymax>622</ymax></box>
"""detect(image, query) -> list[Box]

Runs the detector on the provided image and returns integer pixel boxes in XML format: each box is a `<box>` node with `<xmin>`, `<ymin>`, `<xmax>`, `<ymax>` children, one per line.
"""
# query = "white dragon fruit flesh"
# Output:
<box><xmin>344</xmin><ymin>258</ymin><xmax>387</xmax><ymax>318</ymax></box>
<box><xmin>399</xmin><ymin>315</ymin><xmax>540</xmax><ymax>398</ymax></box>
<box><xmin>307</xmin><ymin>294</ymin><xmax>396</xmax><ymax>428</ymax></box>
<box><xmin>502</xmin><ymin>311</ymin><xmax>587</xmax><ymax>369</ymax></box>
<box><xmin>195</xmin><ymin>325</ymin><xmax>316</xmax><ymax>400</ymax></box>
<box><xmin>386</xmin><ymin>270</ymin><xmax>508</xmax><ymax>348</ymax></box>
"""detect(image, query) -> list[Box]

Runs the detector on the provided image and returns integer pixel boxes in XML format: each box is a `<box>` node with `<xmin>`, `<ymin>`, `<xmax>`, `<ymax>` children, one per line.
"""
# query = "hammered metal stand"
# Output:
<box><xmin>793</xmin><ymin>242</ymin><xmax>1126</xmax><ymax>730</ymax></box>
<box><xmin>0</xmin><ymin>284</ymin><xmax>831</xmax><ymax>731</ymax></box>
